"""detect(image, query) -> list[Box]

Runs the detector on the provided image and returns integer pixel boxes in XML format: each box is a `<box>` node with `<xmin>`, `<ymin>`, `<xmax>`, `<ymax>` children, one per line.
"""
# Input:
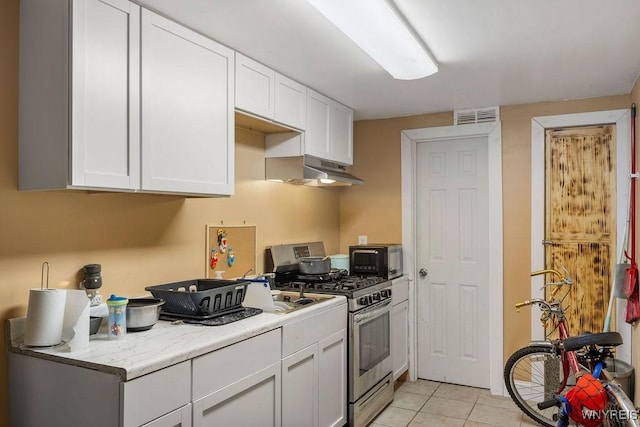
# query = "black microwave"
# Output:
<box><xmin>349</xmin><ymin>244</ymin><xmax>402</xmax><ymax>279</ymax></box>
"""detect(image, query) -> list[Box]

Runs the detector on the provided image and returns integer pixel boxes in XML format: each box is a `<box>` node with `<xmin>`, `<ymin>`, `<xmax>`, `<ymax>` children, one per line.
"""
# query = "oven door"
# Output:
<box><xmin>349</xmin><ymin>298</ymin><xmax>392</xmax><ymax>401</ymax></box>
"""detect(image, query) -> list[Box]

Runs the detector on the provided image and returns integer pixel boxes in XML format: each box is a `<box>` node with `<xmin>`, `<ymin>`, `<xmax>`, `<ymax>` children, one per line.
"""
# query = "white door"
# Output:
<box><xmin>416</xmin><ymin>136</ymin><xmax>490</xmax><ymax>388</ymax></box>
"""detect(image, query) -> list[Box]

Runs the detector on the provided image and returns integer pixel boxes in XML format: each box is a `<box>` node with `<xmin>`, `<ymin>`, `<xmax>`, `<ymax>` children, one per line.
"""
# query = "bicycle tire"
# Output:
<box><xmin>601</xmin><ymin>380</ymin><xmax>640</xmax><ymax>427</ymax></box>
<box><xmin>504</xmin><ymin>345</ymin><xmax>578</xmax><ymax>426</ymax></box>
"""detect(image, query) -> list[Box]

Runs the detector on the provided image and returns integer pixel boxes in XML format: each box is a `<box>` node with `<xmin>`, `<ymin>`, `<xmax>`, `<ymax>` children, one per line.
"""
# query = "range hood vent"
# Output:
<box><xmin>265</xmin><ymin>156</ymin><xmax>364</xmax><ymax>186</ymax></box>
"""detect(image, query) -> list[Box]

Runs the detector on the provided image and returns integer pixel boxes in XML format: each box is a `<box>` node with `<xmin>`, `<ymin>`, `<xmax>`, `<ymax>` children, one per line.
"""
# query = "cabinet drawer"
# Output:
<box><xmin>122</xmin><ymin>361</ymin><xmax>191</xmax><ymax>427</ymax></box>
<box><xmin>192</xmin><ymin>328</ymin><xmax>281</xmax><ymax>399</ymax></box>
<box><xmin>392</xmin><ymin>277</ymin><xmax>409</xmax><ymax>305</ymax></box>
<box><xmin>282</xmin><ymin>303</ymin><xmax>347</xmax><ymax>357</ymax></box>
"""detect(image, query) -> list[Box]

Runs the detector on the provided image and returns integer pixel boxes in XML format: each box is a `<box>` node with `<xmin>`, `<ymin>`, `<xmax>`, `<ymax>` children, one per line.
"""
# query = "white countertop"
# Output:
<box><xmin>7</xmin><ymin>294</ymin><xmax>347</xmax><ymax>381</ymax></box>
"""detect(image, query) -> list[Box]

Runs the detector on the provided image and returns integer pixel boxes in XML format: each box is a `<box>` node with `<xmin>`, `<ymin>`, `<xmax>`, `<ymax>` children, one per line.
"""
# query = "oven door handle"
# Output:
<box><xmin>353</xmin><ymin>299</ymin><xmax>392</xmax><ymax>324</ymax></box>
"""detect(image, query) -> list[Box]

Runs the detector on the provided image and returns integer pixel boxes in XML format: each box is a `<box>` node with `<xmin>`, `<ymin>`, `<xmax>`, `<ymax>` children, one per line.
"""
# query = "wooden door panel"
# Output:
<box><xmin>545</xmin><ymin>125</ymin><xmax>616</xmax><ymax>335</ymax></box>
<box><xmin>545</xmin><ymin>243</ymin><xmax>611</xmax><ymax>334</ymax></box>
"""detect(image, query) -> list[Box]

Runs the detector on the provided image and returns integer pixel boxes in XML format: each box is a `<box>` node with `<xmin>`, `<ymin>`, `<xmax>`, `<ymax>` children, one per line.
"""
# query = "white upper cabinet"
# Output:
<box><xmin>141</xmin><ymin>10</ymin><xmax>234</xmax><ymax>196</ymax></box>
<box><xmin>19</xmin><ymin>0</ymin><xmax>140</xmax><ymax>191</ymax></box>
<box><xmin>274</xmin><ymin>73</ymin><xmax>307</xmax><ymax>130</ymax></box>
<box><xmin>19</xmin><ymin>0</ymin><xmax>235</xmax><ymax>196</ymax></box>
<box><xmin>305</xmin><ymin>89</ymin><xmax>332</xmax><ymax>160</ymax></box>
<box><xmin>306</xmin><ymin>89</ymin><xmax>353</xmax><ymax>165</ymax></box>
<box><xmin>235</xmin><ymin>53</ymin><xmax>275</xmax><ymax>120</ymax></box>
<box><xmin>331</xmin><ymin>101</ymin><xmax>354</xmax><ymax>165</ymax></box>
<box><xmin>72</xmin><ymin>0</ymin><xmax>140</xmax><ymax>190</ymax></box>
<box><xmin>235</xmin><ymin>53</ymin><xmax>307</xmax><ymax>131</ymax></box>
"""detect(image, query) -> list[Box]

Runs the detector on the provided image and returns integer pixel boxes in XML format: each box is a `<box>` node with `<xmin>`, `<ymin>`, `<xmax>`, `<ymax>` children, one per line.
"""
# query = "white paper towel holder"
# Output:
<box><xmin>23</xmin><ymin>262</ymin><xmax>66</xmax><ymax>349</ymax></box>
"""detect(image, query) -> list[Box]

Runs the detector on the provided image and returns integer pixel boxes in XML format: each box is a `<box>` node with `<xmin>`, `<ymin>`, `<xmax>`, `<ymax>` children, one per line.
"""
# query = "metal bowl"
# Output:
<box><xmin>89</xmin><ymin>316</ymin><xmax>103</xmax><ymax>335</ymax></box>
<box><xmin>126</xmin><ymin>298</ymin><xmax>164</xmax><ymax>332</ymax></box>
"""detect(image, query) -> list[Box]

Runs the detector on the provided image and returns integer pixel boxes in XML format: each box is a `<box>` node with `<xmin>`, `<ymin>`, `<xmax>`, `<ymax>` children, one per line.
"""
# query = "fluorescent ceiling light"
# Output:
<box><xmin>306</xmin><ymin>0</ymin><xmax>437</xmax><ymax>80</ymax></box>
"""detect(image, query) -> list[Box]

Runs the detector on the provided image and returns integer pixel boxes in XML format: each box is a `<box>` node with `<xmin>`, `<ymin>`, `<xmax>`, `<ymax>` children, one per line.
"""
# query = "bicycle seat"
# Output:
<box><xmin>562</xmin><ymin>331</ymin><xmax>623</xmax><ymax>352</ymax></box>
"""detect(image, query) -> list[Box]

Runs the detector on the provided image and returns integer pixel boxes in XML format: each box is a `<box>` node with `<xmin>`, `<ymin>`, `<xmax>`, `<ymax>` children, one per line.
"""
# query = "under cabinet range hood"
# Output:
<box><xmin>265</xmin><ymin>156</ymin><xmax>364</xmax><ymax>186</ymax></box>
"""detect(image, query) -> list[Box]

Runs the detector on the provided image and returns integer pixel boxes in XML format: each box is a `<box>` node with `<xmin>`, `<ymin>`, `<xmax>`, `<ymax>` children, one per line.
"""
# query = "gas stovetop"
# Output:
<box><xmin>281</xmin><ymin>275</ymin><xmax>386</xmax><ymax>294</ymax></box>
<box><xmin>274</xmin><ymin>272</ymin><xmax>391</xmax><ymax>312</ymax></box>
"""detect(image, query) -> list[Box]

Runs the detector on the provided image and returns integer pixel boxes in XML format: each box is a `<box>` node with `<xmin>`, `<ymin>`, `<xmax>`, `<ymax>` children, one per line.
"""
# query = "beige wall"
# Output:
<box><xmin>343</xmin><ymin>95</ymin><xmax>630</xmax><ymax>368</ymax></box>
<box><xmin>0</xmin><ymin>0</ymin><xmax>342</xmax><ymax>423</ymax></box>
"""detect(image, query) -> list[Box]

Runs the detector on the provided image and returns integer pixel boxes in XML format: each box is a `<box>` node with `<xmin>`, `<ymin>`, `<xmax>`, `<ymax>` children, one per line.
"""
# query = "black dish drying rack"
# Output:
<box><xmin>145</xmin><ymin>279</ymin><xmax>251</xmax><ymax>318</ymax></box>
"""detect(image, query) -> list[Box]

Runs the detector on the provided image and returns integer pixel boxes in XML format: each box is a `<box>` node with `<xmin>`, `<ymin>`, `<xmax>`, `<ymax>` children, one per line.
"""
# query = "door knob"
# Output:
<box><xmin>419</xmin><ymin>268</ymin><xmax>428</xmax><ymax>278</ymax></box>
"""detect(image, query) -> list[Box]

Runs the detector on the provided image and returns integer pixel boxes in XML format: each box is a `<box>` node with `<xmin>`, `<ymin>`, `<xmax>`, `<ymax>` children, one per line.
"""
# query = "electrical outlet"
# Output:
<box><xmin>358</xmin><ymin>235</ymin><xmax>368</xmax><ymax>245</ymax></box>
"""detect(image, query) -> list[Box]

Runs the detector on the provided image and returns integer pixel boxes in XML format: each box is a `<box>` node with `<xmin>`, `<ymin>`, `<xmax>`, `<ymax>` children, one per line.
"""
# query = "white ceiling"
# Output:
<box><xmin>137</xmin><ymin>0</ymin><xmax>640</xmax><ymax>120</ymax></box>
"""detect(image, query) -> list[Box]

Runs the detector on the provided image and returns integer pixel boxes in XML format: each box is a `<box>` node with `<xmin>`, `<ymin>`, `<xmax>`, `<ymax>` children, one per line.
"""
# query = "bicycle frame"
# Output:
<box><xmin>520</xmin><ymin>269</ymin><xmax>581</xmax><ymax>394</ymax></box>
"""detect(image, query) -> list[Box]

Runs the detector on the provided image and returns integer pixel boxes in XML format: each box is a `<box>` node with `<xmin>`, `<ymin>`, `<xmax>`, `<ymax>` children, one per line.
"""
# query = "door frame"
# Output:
<box><xmin>401</xmin><ymin>122</ymin><xmax>504</xmax><ymax>395</ymax></box>
<box><xmin>531</xmin><ymin>109</ymin><xmax>631</xmax><ymax>363</ymax></box>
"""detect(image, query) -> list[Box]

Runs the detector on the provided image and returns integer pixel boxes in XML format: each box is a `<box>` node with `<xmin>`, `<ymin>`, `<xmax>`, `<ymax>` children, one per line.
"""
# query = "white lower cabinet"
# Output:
<box><xmin>282</xmin><ymin>303</ymin><xmax>348</xmax><ymax>427</ymax></box>
<box><xmin>9</xmin><ymin>305</ymin><xmax>348</xmax><ymax>427</ymax></box>
<box><xmin>391</xmin><ymin>300</ymin><xmax>409</xmax><ymax>380</ymax></box>
<box><xmin>318</xmin><ymin>330</ymin><xmax>348</xmax><ymax>427</ymax></box>
<box><xmin>391</xmin><ymin>277</ymin><xmax>410</xmax><ymax>380</ymax></box>
<box><xmin>192</xmin><ymin>329</ymin><xmax>282</xmax><ymax>427</ymax></box>
<box><xmin>192</xmin><ymin>363</ymin><xmax>281</xmax><ymax>426</ymax></box>
<box><xmin>282</xmin><ymin>344</ymin><xmax>319</xmax><ymax>427</ymax></box>
<box><xmin>8</xmin><ymin>353</ymin><xmax>191</xmax><ymax>427</ymax></box>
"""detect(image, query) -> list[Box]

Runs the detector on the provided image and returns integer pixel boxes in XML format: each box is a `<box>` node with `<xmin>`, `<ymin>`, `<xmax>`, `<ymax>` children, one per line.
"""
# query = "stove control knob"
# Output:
<box><xmin>372</xmin><ymin>292</ymin><xmax>381</xmax><ymax>301</ymax></box>
<box><xmin>359</xmin><ymin>296</ymin><xmax>369</xmax><ymax>306</ymax></box>
<box><xmin>380</xmin><ymin>290</ymin><xmax>389</xmax><ymax>299</ymax></box>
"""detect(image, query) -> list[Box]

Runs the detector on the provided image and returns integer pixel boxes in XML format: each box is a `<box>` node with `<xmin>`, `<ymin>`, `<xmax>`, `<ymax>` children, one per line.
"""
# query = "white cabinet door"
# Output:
<box><xmin>122</xmin><ymin>361</ymin><xmax>191</xmax><ymax>427</ymax></box>
<box><xmin>141</xmin><ymin>10</ymin><xmax>234</xmax><ymax>196</ymax></box>
<box><xmin>391</xmin><ymin>300</ymin><xmax>409</xmax><ymax>380</ymax></box>
<box><xmin>318</xmin><ymin>329</ymin><xmax>347</xmax><ymax>427</ymax></box>
<box><xmin>330</xmin><ymin>102</ymin><xmax>353</xmax><ymax>165</ymax></box>
<box><xmin>282</xmin><ymin>345</ymin><xmax>318</xmax><ymax>427</ymax></box>
<box><xmin>305</xmin><ymin>89</ymin><xmax>353</xmax><ymax>165</ymax></box>
<box><xmin>305</xmin><ymin>89</ymin><xmax>332</xmax><ymax>160</ymax></box>
<box><xmin>72</xmin><ymin>0</ymin><xmax>140</xmax><ymax>189</ymax></box>
<box><xmin>192</xmin><ymin>363</ymin><xmax>281</xmax><ymax>427</ymax></box>
<box><xmin>20</xmin><ymin>0</ymin><xmax>140</xmax><ymax>191</ymax></box>
<box><xmin>275</xmin><ymin>74</ymin><xmax>306</xmax><ymax>130</ymax></box>
<box><xmin>235</xmin><ymin>53</ymin><xmax>275</xmax><ymax>119</ymax></box>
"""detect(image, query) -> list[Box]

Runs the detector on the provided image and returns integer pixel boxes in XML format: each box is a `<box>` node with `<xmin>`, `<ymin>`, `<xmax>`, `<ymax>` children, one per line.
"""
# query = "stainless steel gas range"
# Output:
<box><xmin>266</xmin><ymin>242</ymin><xmax>394</xmax><ymax>427</ymax></box>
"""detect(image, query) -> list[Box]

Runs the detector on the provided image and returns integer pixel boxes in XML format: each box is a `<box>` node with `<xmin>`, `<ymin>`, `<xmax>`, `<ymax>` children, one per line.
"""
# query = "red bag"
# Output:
<box><xmin>626</xmin><ymin>292</ymin><xmax>640</xmax><ymax>323</ymax></box>
<box><xmin>625</xmin><ymin>264</ymin><xmax>638</xmax><ymax>297</ymax></box>
<box><xmin>565</xmin><ymin>373</ymin><xmax>607</xmax><ymax>427</ymax></box>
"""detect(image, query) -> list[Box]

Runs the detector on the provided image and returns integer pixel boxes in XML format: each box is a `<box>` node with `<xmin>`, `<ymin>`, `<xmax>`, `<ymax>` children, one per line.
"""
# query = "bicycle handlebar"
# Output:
<box><xmin>515</xmin><ymin>298</ymin><xmax>551</xmax><ymax>310</ymax></box>
<box><xmin>515</xmin><ymin>268</ymin><xmax>573</xmax><ymax>310</ymax></box>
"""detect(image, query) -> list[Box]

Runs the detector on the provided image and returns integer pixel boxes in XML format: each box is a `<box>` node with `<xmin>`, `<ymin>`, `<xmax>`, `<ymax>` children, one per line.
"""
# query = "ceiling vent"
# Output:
<box><xmin>454</xmin><ymin>106</ymin><xmax>499</xmax><ymax>125</ymax></box>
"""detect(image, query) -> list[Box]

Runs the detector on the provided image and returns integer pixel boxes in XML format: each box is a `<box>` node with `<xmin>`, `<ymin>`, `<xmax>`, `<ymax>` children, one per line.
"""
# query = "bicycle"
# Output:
<box><xmin>504</xmin><ymin>268</ymin><xmax>639</xmax><ymax>426</ymax></box>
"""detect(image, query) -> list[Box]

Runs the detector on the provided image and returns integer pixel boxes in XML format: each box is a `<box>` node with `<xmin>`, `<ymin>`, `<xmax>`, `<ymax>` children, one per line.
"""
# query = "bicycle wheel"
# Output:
<box><xmin>601</xmin><ymin>380</ymin><xmax>640</xmax><ymax>427</ymax></box>
<box><xmin>504</xmin><ymin>345</ymin><xmax>579</xmax><ymax>426</ymax></box>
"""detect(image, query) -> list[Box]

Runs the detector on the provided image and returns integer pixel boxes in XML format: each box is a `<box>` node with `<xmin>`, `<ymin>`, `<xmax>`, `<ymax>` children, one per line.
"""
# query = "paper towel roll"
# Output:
<box><xmin>24</xmin><ymin>289</ymin><xmax>66</xmax><ymax>347</ymax></box>
<box><xmin>61</xmin><ymin>290</ymin><xmax>90</xmax><ymax>352</ymax></box>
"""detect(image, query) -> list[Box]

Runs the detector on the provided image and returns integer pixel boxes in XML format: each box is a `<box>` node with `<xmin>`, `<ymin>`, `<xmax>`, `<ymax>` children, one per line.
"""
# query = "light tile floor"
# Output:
<box><xmin>369</xmin><ymin>380</ymin><xmax>540</xmax><ymax>427</ymax></box>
